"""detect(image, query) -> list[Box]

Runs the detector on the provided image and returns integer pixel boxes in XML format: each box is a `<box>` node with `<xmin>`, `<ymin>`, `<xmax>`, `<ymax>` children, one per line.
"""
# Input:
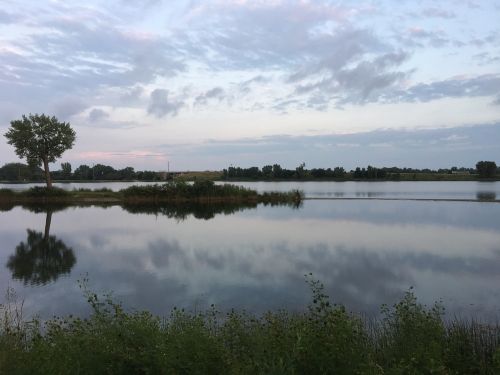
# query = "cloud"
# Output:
<box><xmin>0</xmin><ymin>2</ymin><xmax>184</xmax><ymax>119</ymax></box>
<box><xmin>157</xmin><ymin>123</ymin><xmax>500</xmax><ymax>169</ymax></box>
<box><xmin>441</xmin><ymin>134</ymin><xmax>468</xmax><ymax>142</ymax></box>
<box><xmin>184</xmin><ymin>1</ymin><xmax>410</xmax><ymax>109</ymax></box>
<box><xmin>403</xmin><ymin>27</ymin><xmax>450</xmax><ymax>48</ymax></box>
<box><xmin>238</xmin><ymin>75</ymin><xmax>272</xmax><ymax>94</ymax></box>
<box><xmin>422</xmin><ymin>7</ymin><xmax>456</xmax><ymax>19</ymax></box>
<box><xmin>88</xmin><ymin>108</ymin><xmax>109</xmax><ymax>122</ymax></box>
<box><xmin>194</xmin><ymin>87</ymin><xmax>226</xmax><ymax>106</ymax></box>
<box><xmin>288</xmin><ymin>51</ymin><xmax>410</xmax><ymax>108</ymax></box>
<box><xmin>0</xmin><ymin>0</ymin><xmax>499</xmax><ymax>164</ymax></box>
<box><xmin>147</xmin><ymin>89</ymin><xmax>183</xmax><ymax>118</ymax></box>
<box><xmin>120</xmin><ymin>86</ymin><xmax>144</xmax><ymax>105</ymax></box>
<box><xmin>51</xmin><ymin>97</ymin><xmax>88</xmax><ymax>120</ymax></box>
<box><xmin>391</xmin><ymin>74</ymin><xmax>500</xmax><ymax>103</ymax></box>
<box><xmin>0</xmin><ymin>9</ymin><xmax>15</xmax><ymax>23</ymax></box>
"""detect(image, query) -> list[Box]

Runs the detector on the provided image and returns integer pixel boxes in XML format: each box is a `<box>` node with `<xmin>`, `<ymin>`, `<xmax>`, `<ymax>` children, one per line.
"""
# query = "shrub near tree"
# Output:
<box><xmin>4</xmin><ymin>114</ymin><xmax>76</xmax><ymax>188</ymax></box>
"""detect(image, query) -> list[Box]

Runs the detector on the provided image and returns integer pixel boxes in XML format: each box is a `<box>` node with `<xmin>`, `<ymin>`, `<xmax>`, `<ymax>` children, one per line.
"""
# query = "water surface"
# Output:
<box><xmin>1</xmin><ymin>199</ymin><xmax>499</xmax><ymax>321</ymax></box>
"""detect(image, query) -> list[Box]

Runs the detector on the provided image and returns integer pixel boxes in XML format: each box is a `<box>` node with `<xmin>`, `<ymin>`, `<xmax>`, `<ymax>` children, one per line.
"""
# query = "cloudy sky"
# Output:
<box><xmin>1</xmin><ymin>0</ymin><xmax>499</xmax><ymax>170</ymax></box>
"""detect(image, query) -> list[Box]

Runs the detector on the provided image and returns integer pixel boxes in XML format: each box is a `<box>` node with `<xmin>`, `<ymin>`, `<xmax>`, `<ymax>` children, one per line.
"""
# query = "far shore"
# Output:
<box><xmin>1</xmin><ymin>176</ymin><xmax>500</xmax><ymax>184</ymax></box>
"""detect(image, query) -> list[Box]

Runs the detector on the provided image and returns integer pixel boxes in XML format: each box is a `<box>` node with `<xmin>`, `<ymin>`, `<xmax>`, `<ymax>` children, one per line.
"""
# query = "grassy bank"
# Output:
<box><xmin>0</xmin><ymin>181</ymin><xmax>303</xmax><ymax>205</ymax></box>
<box><xmin>1</xmin><ymin>279</ymin><xmax>500</xmax><ymax>374</ymax></box>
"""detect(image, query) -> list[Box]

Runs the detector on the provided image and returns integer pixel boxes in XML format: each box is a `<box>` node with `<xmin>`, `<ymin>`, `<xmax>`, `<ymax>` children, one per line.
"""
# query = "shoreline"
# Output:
<box><xmin>1</xmin><ymin>196</ymin><xmax>497</xmax><ymax>206</ymax></box>
<box><xmin>1</xmin><ymin>177</ymin><xmax>500</xmax><ymax>184</ymax></box>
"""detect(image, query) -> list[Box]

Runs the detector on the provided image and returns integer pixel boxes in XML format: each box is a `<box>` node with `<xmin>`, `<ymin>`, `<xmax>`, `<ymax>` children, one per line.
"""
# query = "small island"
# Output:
<box><xmin>0</xmin><ymin>180</ymin><xmax>303</xmax><ymax>206</ymax></box>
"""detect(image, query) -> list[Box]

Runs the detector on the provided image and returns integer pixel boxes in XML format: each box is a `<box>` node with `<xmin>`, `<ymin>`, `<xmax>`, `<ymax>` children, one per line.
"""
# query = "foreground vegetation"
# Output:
<box><xmin>1</xmin><ymin>279</ymin><xmax>500</xmax><ymax>374</ymax></box>
<box><xmin>0</xmin><ymin>181</ymin><xmax>303</xmax><ymax>205</ymax></box>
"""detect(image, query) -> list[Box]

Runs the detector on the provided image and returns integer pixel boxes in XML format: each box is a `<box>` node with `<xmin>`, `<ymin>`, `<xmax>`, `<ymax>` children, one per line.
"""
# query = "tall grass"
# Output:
<box><xmin>121</xmin><ymin>180</ymin><xmax>302</xmax><ymax>203</ymax></box>
<box><xmin>1</xmin><ymin>278</ymin><xmax>500</xmax><ymax>374</ymax></box>
<box><xmin>0</xmin><ymin>182</ymin><xmax>302</xmax><ymax>205</ymax></box>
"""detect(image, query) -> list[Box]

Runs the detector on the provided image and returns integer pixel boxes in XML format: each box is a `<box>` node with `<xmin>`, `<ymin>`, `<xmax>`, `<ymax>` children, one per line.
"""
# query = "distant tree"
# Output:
<box><xmin>4</xmin><ymin>114</ymin><xmax>76</xmax><ymax>188</ymax></box>
<box><xmin>0</xmin><ymin>162</ymin><xmax>43</xmax><ymax>181</ymax></box>
<box><xmin>310</xmin><ymin>168</ymin><xmax>326</xmax><ymax>178</ymax></box>
<box><xmin>61</xmin><ymin>162</ymin><xmax>72</xmax><ymax>179</ymax></box>
<box><xmin>74</xmin><ymin>164</ymin><xmax>92</xmax><ymax>180</ymax></box>
<box><xmin>93</xmin><ymin>164</ymin><xmax>117</xmax><ymax>180</ymax></box>
<box><xmin>295</xmin><ymin>162</ymin><xmax>306</xmax><ymax>179</ymax></box>
<box><xmin>333</xmin><ymin>167</ymin><xmax>346</xmax><ymax>178</ymax></box>
<box><xmin>119</xmin><ymin>166</ymin><xmax>136</xmax><ymax>180</ymax></box>
<box><xmin>262</xmin><ymin>165</ymin><xmax>273</xmax><ymax>178</ymax></box>
<box><xmin>476</xmin><ymin>161</ymin><xmax>497</xmax><ymax>178</ymax></box>
<box><xmin>272</xmin><ymin>164</ymin><xmax>283</xmax><ymax>178</ymax></box>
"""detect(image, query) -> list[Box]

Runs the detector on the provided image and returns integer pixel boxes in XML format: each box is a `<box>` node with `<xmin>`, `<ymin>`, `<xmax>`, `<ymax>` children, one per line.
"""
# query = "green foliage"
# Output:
<box><xmin>22</xmin><ymin>186</ymin><xmax>70</xmax><ymax>197</ymax></box>
<box><xmin>476</xmin><ymin>161</ymin><xmax>497</xmax><ymax>178</ymax></box>
<box><xmin>60</xmin><ymin>162</ymin><xmax>72</xmax><ymax>179</ymax></box>
<box><xmin>120</xmin><ymin>181</ymin><xmax>302</xmax><ymax>205</ymax></box>
<box><xmin>5</xmin><ymin>114</ymin><xmax>76</xmax><ymax>166</ymax></box>
<box><xmin>0</xmin><ymin>163</ymin><xmax>44</xmax><ymax>181</ymax></box>
<box><xmin>4</xmin><ymin>114</ymin><xmax>76</xmax><ymax>187</ymax></box>
<box><xmin>375</xmin><ymin>288</ymin><xmax>447</xmax><ymax>373</ymax></box>
<box><xmin>1</xmin><ymin>281</ymin><xmax>500</xmax><ymax>374</ymax></box>
<box><xmin>121</xmin><ymin>181</ymin><xmax>258</xmax><ymax>200</ymax></box>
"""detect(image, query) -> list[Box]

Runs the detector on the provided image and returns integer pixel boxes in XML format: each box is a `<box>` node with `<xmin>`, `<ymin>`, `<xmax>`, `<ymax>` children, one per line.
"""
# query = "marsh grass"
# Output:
<box><xmin>0</xmin><ymin>182</ymin><xmax>302</xmax><ymax>205</ymax></box>
<box><xmin>121</xmin><ymin>180</ymin><xmax>258</xmax><ymax>199</ymax></box>
<box><xmin>1</xmin><ymin>278</ymin><xmax>500</xmax><ymax>374</ymax></box>
<box><xmin>21</xmin><ymin>186</ymin><xmax>70</xmax><ymax>197</ymax></box>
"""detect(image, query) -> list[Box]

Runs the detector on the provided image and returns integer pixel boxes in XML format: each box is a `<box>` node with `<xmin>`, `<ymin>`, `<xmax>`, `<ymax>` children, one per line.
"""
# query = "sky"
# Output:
<box><xmin>0</xmin><ymin>0</ymin><xmax>499</xmax><ymax>171</ymax></box>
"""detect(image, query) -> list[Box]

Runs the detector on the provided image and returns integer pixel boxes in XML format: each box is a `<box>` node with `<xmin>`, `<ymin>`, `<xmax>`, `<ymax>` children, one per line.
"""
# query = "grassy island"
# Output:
<box><xmin>1</xmin><ymin>279</ymin><xmax>500</xmax><ymax>374</ymax></box>
<box><xmin>0</xmin><ymin>180</ymin><xmax>303</xmax><ymax>206</ymax></box>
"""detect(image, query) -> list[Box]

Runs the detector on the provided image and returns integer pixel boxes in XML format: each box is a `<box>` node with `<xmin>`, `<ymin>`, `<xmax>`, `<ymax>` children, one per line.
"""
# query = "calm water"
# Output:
<box><xmin>1</xmin><ymin>195</ymin><xmax>500</xmax><ymax>320</ymax></box>
<box><xmin>1</xmin><ymin>180</ymin><xmax>499</xmax><ymax>200</ymax></box>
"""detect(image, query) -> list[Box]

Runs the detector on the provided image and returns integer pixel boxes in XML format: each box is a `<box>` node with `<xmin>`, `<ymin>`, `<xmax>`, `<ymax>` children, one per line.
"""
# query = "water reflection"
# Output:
<box><xmin>1</xmin><ymin>200</ymin><xmax>500</xmax><ymax>321</ymax></box>
<box><xmin>6</xmin><ymin>209</ymin><xmax>76</xmax><ymax>286</ymax></box>
<box><xmin>122</xmin><ymin>200</ymin><xmax>301</xmax><ymax>220</ymax></box>
<box><xmin>477</xmin><ymin>191</ymin><xmax>497</xmax><ymax>201</ymax></box>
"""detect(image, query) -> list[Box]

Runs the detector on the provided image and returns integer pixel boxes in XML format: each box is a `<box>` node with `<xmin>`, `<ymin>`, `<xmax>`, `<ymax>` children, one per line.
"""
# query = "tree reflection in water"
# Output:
<box><xmin>6</xmin><ymin>209</ymin><xmax>76</xmax><ymax>286</ymax></box>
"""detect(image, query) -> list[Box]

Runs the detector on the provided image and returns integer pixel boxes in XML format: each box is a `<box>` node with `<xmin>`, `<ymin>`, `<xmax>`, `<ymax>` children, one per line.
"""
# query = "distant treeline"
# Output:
<box><xmin>223</xmin><ymin>161</ymin><xmax>499</xmax><ymax>180</ymax></box>
<box><xmin>1</xmin><ymin>160</ymin><xmax>498</xmax><ymax>182</ymax></box>
<box><xmin>0</xmin><ymin>163</ymin><xmax>165</xmax><ymax>182</ymax></box>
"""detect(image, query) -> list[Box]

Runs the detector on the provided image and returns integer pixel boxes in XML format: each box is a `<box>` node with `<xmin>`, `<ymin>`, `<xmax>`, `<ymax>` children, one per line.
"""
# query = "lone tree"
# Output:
<box><xmin>476</xmin><ymin>161</ymin><xmax>497</xmax><ymax>178</ymax></box>
<box><xmin>4</xmin><ymin>114</ymin><xmax>76</xmax><ymax>188</ymax></box>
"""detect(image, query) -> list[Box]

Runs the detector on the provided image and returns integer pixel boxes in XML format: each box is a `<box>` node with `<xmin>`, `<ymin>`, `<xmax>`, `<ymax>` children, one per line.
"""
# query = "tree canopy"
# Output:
<box><xmin>476</xmin><ymin>161</ymin><xmax>497</xmax><ymax>178</ymax></box>
<box><xmin>4</xmin><ymin>114</ymin><xmax>76</xmax><ymax>188</ymax></box>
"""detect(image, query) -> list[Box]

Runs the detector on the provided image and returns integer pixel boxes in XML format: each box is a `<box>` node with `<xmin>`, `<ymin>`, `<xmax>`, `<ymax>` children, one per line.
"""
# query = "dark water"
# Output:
<box><xmin>1</xmin><ymin>197</ymin><xmax>500</xmax><ymax>321</ymax></box>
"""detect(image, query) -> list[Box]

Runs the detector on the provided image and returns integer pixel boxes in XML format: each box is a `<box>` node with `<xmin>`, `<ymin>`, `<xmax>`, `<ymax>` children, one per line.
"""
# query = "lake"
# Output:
<box><xmin>1</xmin><ymin>181</ymin><xmax>500</xmax><ymax>321</ymax></box>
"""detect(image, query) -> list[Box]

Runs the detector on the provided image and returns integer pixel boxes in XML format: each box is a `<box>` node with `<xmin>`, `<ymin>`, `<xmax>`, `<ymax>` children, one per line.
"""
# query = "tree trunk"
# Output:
<box><xmin>44</xmin><ymin>210</ymin><xmax>52</xmax><ymax>241</ymax></box>
<box><xmin>43</xmin><ymin>157</ymin><xmax>52</xmax><ymax>188</ymax></box>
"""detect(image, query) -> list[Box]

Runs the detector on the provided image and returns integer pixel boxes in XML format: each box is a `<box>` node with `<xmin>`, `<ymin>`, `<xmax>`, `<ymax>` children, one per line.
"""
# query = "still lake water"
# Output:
<box><xmin>1</xmin><ymin>181</ymin><xmax>500</xmax><ymax>320</ymax></box>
